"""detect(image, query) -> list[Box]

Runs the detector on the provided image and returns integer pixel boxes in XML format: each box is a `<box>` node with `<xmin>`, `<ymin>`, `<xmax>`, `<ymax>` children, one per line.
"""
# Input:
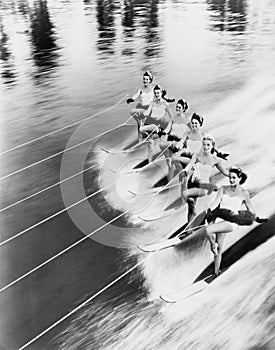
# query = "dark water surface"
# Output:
<box><xmin>1</xmin><ymin>0</ymin><xmax>275</xmax><ymax>349</ymax></box>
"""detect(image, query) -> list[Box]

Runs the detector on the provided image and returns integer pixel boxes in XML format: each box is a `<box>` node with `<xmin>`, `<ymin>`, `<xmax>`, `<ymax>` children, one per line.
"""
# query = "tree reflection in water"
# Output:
<box><xmin>29</xmin><ymin>0</ymin><xmax>60</xmax><ymax>78</ymax></box>
<box><xmin>91</xmin><ymin>0</ymin><xmax>162</xmax><ymax>60</ymax></box>
<box><xmin>207</xmin><ymin>0</ymin><xmax>247</xmax><ymax>33</ymax></box>
<box><xmin>0</xmin><ymin>13</ymin><xmax>17</xmax><ymax>85</ymax></box>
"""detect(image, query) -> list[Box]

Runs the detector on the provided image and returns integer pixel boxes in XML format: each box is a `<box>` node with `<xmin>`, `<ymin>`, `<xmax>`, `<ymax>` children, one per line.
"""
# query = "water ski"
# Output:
<box><xmin>101</xmin><ymin>140</ymin><xmax>149</xmax><ymax>155</ymax></box>
<box><xmin>159</xmin><ymin>280</ymin><xmax>208</xmax><ymax>303</ymax></box>
<box><xmin>101</xmin><ymin>147</ymin><xmax>132</xmax><ymax>155</ymax></box>
<box><xmin>159</xmin><ymin>269</ymin><xmax>226</xmax><ymax>303</ymax></box>
<box><xmin>137</xmin><ymin>236</ymin><xmax>182</xmax><ymax>252</ymax></box>
<box><xmin>138</xmin><ymin>208</ymin><xmax>178</xmax><ymax>222</ymax></box>
<box><xmin>129</xmin><ymin>183</ymin><xmax>181</xmax><ymax>197</ymax></box>
<box><xmin>137</xmin><ymin>210</ymin><xmax>206</xmax><ymax>252</ymax></box>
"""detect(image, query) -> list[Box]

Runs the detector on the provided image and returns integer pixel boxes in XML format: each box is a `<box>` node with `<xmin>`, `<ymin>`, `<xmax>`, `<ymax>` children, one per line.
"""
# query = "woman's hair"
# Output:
<box><xmin>177</xmin><ymin>99</ymin><xmax>188</xmax><ymax>111</ymax></box>
<box><xmin>203</xmin><ymin>135</ymin><xmax>230</xmax><ymax>159</ymax></box>
<box><xmin>143</xmin><ymin>70</ymin><xmax>153</xmax><ymax>82</ymax></box>
<box><xmin>203</xmin><ymin>134</ymin><xmax>216</xmax><ymax>149</ymax></box>
<box><xmin>229</xmin><ymin>166</ymin><xmax>248</xmax><ymax>184</ymax></box>
<box><xmin>153</xmin><ymin>84</ymin><xmax>162</xmax><ymax>92</ymax></box>
<box><xmin>191</xmin><ymin>113</ymin><xmax>204</xmax><ymax>126</ymax></box>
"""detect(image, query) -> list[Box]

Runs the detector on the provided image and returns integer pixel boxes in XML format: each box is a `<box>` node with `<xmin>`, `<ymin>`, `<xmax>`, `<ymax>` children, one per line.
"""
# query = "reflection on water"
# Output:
<box><xmin>89</xmin><ymin>0</ymin><xmax>162</xmax><ymax>59</ymax></box>
<box><xmin>96</xmin><ymin>0</ymin><xmax>117</xmax><ymax>56</ymax></box>
<box><xmin>0</xmin><ymin>0</ymin><xmax>60</xmax><ymax>86</ymax></box>
<box><xmin>143</xmin><ymin>0</ymin><xmax>161</xmax><ymax>58</ymax></box>
<box><xmin>0</xmin><ymin>21</ymin><xmax>17</xmax><ymax>85</ymax></box>
<box><xmin>122</xmin><ymin>0</ymin><xmax>135</xmax><ymax>38</ymax></box>
<box><xmin>207</xmin><ymin>0</ymin><xmax>247</xmax><ymax>33</ymax></box>
<box><xmin>29</xmin><ymin>0</ymin><xmax>59</xmax><ymax>77</ymax></box>
<box><xmin>17</xmin><ymin>0</ymin><xmax>30</xmax><ymax>17</ymax></box>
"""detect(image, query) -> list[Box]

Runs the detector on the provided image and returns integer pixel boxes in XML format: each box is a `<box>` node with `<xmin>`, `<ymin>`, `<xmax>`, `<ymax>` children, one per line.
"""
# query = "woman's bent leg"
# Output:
<box><xmin>205</xmin><ymin>221</ymin><xmax>233</xmax><ymax>260</ymax></box>
<box><xmin>147</xmin><ymin>139</ymin><xmax>154</xmax><ymax>162</ymax></box>
<box><xmin>181</xmin><ymin>188</ymin><xmax>206</xmax><ymax>204</ymax></box>
<box><xmin>214</xmin><ymin>232</ymin><xmax>226</xmax><ymax>275</ymax></box>
<box><xmin>131</xmin><ymin>108</ymin><xmax>145</xmax><ymax>142</ymax></box>
<box><xmin>173</xmin><ymin>156</ymin><xmax>190</xmax><ymax>168</ymax></box>
<box><xmin>187</xmin><ymin>197</ymin><xmax>197</xmax><ymax>222</ymax></box>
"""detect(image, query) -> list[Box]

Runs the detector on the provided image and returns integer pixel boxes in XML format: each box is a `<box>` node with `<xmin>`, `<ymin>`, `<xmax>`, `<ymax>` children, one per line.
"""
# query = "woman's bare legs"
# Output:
<box><xmin>172</xmin><ymin>156</ymin><xmax>191</xmax><ymax>187</ymax></box>
<box><xmin>205</xmin><ymin>222</ymin><xmax>233</xmax><ymax>274</ymax></box>
<box><xmin>173</xmin><ymin>155</ymin><xmax>190</xmax><ymax>169</ymax></box>
<box><xmin>147</xmin><ymin>139</ymin><xmax>154</xmax><ymax>162</ymax></box>
<box><xmin>164</xmin><ymin>153</ymin><xmax>174</xmax><ymax>181</ymax></box>
<box><xmin>131</xmin><ymin>108</ymin><xmax>145</xmax><ymax>142</ymax></box>
<box><xmin>214</xmin><ymin>232</ymin><xmax>226</xmax><ymax>275</ymax></box>
<box><xmin>139</xmin><ymin>125</ymin><xmax>159</xmax><ymax>162</ymax></box>
<box><xmin>181</xmin><ymin>187</ymin><xmax>206</xmax><ymax>204</ymax></box>
<box><xmin>180</xmin><ymin>186</ymin><xmax>205</xmax><ymax>223</ymax></box>
<box><xmin>159</xmin><ymin>140</ymin><xmax>174</xmax><ymax>181</ymax></box>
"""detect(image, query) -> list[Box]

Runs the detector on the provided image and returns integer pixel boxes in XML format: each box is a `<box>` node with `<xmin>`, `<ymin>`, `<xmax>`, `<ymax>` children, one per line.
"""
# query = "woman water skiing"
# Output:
<box><xmin>126</xmin><ymin>71</ymin><xmax>155</xmax><ymax>141</ymax></box>
<box><xmin>172</xmin><ymin>113</ymin><xmax>229</xmax><ymax>170</ymax></box>
<box><xmin>172</xmin><ymin>113</ymin><xmax>205</xmax><ymax>168</ymax></box>
<box><xmin>203</xmin><ymin>166</ymin><xmax>267</xmax><ymax>276</ymax></box>
<box><xmin>158</xmin><ymin>99</ymin><xmax>190</xmax><ymax>180</ymax></box>
<box><xmin>180</xmin><ymin>135</ymin><xmax>229</xmax><ymax>222</ymax></box>
<box><xmin>139</xmin><ymin>84</ymin><xmax>173</xmax><ymax>162</ymax></box>
<box><xmin>126</xmin><ymin>71</ymin><xmax>174</xmax><ymax>142</ymax></box>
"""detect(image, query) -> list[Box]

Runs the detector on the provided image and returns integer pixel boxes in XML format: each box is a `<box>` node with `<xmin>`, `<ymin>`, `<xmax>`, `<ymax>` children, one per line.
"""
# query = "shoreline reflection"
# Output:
<box><xmin>207</xmin><ymin>0</ymin><xmax>248</xmax><ymax>33</ymax></box>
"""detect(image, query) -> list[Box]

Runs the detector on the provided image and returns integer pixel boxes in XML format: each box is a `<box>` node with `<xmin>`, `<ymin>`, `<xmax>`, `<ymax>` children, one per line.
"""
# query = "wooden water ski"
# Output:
<box><xmin>137</xmin><ymin>236</ymin><xmax>182</xmax><ymax>252</ymax></box>
<box><xmin>160</xmin><ymin>270</ymin><xmax>226</xmax><ymax>303</ymax></box>
<box><xmin>160</xmin><ymin>280</ymin><xmax>209</xmax><ymax>303</ymax></box>
<box><xmin>101</xmin><ymin>140</ymin><xmax>148</xmax><ymax>155</ymax></box>
<box><xmin>138</xmin><ymin>207</ymin><xmax>179</xmax><ymax>222</ymax></box>
<box><xmin>129</xmin><ymin>183</ymin><xmax>180</xmax><ymax>197</ymax></box>
<box><xmin>137</xmin><ymin>210</ymin><xmax>206</xmax><ymax>252</ymax></box>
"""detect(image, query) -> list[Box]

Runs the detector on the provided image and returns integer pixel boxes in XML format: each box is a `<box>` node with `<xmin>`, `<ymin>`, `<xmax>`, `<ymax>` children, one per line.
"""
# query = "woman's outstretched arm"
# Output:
<box><xmin>215</xmin><ymin>161</ymin><xmax>229</xmax><ymax>177</ymax></box>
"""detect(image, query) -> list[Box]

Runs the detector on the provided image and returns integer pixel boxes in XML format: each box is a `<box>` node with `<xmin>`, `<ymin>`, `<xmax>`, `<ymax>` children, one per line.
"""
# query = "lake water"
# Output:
<box><xmin>0</xmin><ymin>0</ymin><xmax>275</xmax><ymax>349</ymax></box>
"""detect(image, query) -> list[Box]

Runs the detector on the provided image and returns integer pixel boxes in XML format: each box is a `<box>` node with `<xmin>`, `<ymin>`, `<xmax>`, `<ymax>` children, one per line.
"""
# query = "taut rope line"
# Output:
<box><xmin>0</xmin><ymin>164</ymin><xmax>96</xmax><ymax>212</ymax></box>
<box><xmin>0</xmin><ymin>115</ymin><xmax>133</xmax><ymax>182</ymax></box>
<box><xmin>0</xmin><ymin>165</ymin><xmax>198</xmax><ymax>291</ymax></box>
<box><xmin>154</xmin><ymin>142</ymin><xmax>171</xmax><ymax>161</ymax></box>
<box><xmin>0</xmin><ymin>211</ymin><xmax>127</xmax><ymax>293</ymax></box>
<box><xmin>16</xmin><ymin>213</ymin><xmax>208</xmax><ymax>348</ymax></box>
<box><xmin>0</xmin><ymin>179</ymin><xmax>118</xmax><ymax>246</ymax></box>
<box><xmin>0</xmin><ymin>94</ymin><xmax>128</xmax><ymax>156</ymax></box>
<box><xmin>17</xmin><ymin>254</ymin><xmax>152</xmax><ymax>350</ymax></box>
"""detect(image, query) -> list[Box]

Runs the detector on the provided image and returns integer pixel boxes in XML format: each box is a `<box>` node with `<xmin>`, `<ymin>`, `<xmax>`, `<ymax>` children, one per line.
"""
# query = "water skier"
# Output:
<box><xmin>203</xmin><ymin>166</ymin><xmax>268</xmax><ymax>276</ymax></box>
<box><xmin>140</xmin><ymin>84</ymin><xmax>173</xmax><ymax>162</ymax></box>
<box><xmin>158</xmin><ymin>99</ymin><xmax>190</xmax><ymax>179</ymax></box>
<box><xmin>181</xmin><ymin>135</ymin><xmax>229</xmax><ymax>222</ymax></box>
<box><xmin>126</xmin><ymin>71</ymin><xmax>155</xmax><ymax>141</ymax></box>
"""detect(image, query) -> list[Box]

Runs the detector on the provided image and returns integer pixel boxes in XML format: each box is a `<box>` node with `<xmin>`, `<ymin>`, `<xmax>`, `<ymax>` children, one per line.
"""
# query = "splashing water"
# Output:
<box><xmin>58</xmin><ymin>73</ymin><xmax>275</xmax><ymax>350</ymax></box>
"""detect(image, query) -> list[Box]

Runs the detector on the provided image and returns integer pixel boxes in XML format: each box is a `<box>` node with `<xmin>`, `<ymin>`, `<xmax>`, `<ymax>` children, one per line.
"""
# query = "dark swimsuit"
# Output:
<box><xmin>167</xmin><ymin>134</ymin><xmax>181</xmax><ymax>142</ymax></box>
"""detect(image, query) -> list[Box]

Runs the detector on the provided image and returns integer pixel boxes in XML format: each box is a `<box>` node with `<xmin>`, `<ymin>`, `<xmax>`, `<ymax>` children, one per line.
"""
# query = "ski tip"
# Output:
<box><xmin>159</xmin><ymin>295</ymin><xmax>176</xmax><ymax>303</ymax></box>
<box><xmin>137</xmin><ymin>244</ymin><xmax>154</xmax><ymax>253</ymax></box>
<box><xmin>138</xmin><ymin>211</ymin><xmax>171</xmax><ymax>222</ymax></box>
<box><xmin>108</xmin><ymin>168</ymin><xmax>117</xmax><ymax>174</ymax></box>
<box><xmin>111</xmin><ymin>169</ymin><xmax>138</xmax><ymax>175</ymax></box>
<box><xmin>138</xmin><ymin>216</ymin><xmax>148</xmax><ymax>221</ymax></box>
<box><xmin>128</xmin><ymin>190</ymin><xmax>138</xmax><ymax>196</ymax></box>
<box><xmin>128</xmin><ymin>189</ymin><xmax>154</xmax><ymax>196</ymax></box>
<box><xmin>137</xmin><ymin>213</ymin><xmax>164</xmax><ymax>221</ymax></box>
<box><xmin>159</xmin><ymin>281</ymin><xmax>209</xmax><ymax>303</ymax></box>
<box><xmin>101</xmin><ymin>147</ymin><xmax>127</xmax><ymax>154</ymax></box>
<box><xmin>161</xmin><ymin>183</ymin><xmax>180</xmax><ymax>192</ymax></box>
<box><xmin>124</xmin><ymin>169</ymin><xmax>139</xmax><ymax>174</ymax></box>
<box><xmin>138</xmin><ymin>215</ymin><xmax>158</xmax><ymax>222</ymax></box>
